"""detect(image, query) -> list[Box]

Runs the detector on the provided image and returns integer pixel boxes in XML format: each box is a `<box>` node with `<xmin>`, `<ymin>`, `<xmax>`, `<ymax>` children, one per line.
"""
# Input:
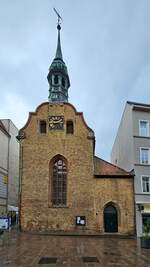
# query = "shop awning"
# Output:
<box><xmin>136</xmin><ymin>201</ymin><xmax>150</xmax><ymax>204</ymax></box>
<box><xmin>8</xmin><ymin>205</ymin><xmax>18</xmax><ymax>212</ymax></box>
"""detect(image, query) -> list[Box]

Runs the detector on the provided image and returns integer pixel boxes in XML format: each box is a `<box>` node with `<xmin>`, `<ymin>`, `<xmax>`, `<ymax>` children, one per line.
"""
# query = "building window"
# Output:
<box><xmin>52</xmin><ymin>158</ymin><xmax>67</xmax><ymax>205</ymax></box>
<box><xmin>40</xmin><ymin>120</ymin><xmax>46</xmax><ymax>133</ymax></box>
<box><xmin>139</xmin><ymin>121</ymin><xmax>149</xmax><ymax>136</ymax></box>
<box><xmin>0</xmin><ymin>172</ymin><xmax>7</xmax><ymax>198</ymax></box>
<box><xmin>66</xmin><ymin>121</ymin><xmax>74</xmax><ymax>134</ymax></box>
<box><xmin>142</xmin><ymin>214</ymin><xmax>150</xmax><ymax>232</ymax></box>
<box><xmin>140</xmin><ymin>148</ymin><xmax>150</xmax><ymax>164</ymax></box>
<box><xmin>142</xmin><ymin>176</ymin><xmax>150</xmax><ymax>193</ymax></box>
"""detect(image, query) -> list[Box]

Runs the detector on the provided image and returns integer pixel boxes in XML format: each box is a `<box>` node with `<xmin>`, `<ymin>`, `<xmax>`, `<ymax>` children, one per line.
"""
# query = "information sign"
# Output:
<box><xmin>0</xmin><ymin>217</ymin><xmax>9</xmax><ymax>230</ymax></box>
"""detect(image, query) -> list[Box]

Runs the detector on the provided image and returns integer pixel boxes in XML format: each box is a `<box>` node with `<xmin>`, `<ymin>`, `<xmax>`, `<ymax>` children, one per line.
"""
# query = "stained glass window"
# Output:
<box><xmin>52</xmin><ymin>159</ymin><xmax>67</xmax><ymax>205</ymax></box>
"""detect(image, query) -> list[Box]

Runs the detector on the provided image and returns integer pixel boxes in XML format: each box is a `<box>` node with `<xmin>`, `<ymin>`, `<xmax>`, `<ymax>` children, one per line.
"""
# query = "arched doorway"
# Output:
<box><xmin>104</xmin><ymin>205</ymin><xmax>118</xmax><ymax>232</ymax></box>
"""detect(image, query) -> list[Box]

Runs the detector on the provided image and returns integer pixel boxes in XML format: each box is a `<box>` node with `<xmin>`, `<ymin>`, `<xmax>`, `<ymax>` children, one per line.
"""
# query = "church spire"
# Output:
<box><xmin>47</xmin><ymin>11</ymin><xmax>70</xmax><ymax>103</ymax></box>
<box><xmin>55</xmin><ymin>24</ymin><xmax>63</xmax><ymax>60</ymax></box>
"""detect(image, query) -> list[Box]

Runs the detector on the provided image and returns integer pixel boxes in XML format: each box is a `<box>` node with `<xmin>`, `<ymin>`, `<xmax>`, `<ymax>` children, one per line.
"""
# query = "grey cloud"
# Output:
<box><xmin>1</xmin><ymin>0</ymin><xmax>150</xmax><ymax>161</ymax></box>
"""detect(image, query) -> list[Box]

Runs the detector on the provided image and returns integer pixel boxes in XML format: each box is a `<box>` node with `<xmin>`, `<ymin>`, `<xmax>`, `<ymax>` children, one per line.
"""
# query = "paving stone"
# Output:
<box><xmin>0</xmin><ymin>230</ymin><xmax>150</xmax><ymax>266</ymax></box>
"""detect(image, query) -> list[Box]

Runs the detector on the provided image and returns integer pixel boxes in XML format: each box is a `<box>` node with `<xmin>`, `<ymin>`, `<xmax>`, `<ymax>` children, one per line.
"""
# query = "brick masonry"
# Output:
<box><xmin>19</xmin><ymin>102</ymin><xmax>135</xmax><ymax>234</ymax></box>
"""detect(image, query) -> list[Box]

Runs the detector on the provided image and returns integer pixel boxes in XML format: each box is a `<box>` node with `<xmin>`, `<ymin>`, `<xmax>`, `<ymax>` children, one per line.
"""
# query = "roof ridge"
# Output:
<box><xmin>94</xmin><ymin>155</ymin><xmax>131</xmax><ymax>174</ymax></box>
<box><xmin>127</xmin><ymin>101</ymin><xmax>150</xmax><ymax>107</ymax></box>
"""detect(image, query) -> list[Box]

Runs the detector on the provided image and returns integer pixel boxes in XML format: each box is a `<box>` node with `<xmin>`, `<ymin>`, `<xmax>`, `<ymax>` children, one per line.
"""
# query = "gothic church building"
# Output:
<box><xmin>18</xmin><ymin>24</ymin><xmax>135</xmax><ymax>235</ymax></box>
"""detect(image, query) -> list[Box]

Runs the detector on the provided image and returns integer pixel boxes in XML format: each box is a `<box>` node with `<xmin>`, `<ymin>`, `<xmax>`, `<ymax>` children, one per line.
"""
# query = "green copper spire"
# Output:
<box><xmin>47</xmin><ymin>22</ymin><xmax>70</xmax><ymax>103</ymax></box>
<box><xmin>55</xmin><ymin>25</ymin><xmax>63</xmax><ymax>60</ymax></box>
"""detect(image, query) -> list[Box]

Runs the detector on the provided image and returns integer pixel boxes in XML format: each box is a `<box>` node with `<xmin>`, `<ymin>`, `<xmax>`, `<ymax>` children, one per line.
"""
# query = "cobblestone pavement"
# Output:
<box><xmin>0</xmin><ymin>231</ymin><xmax>150</xmax><ymax>267</ymax></box>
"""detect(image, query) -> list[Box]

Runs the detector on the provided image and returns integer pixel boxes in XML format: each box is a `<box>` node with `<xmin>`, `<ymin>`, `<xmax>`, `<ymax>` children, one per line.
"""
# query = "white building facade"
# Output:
<box><xmin>111</xmin><ymin>101</ymin><xmax>150</xmax><ymax>237</ymax></box>
<box><xmin>0</xmin><ymin>120</ymin><xmax>10</xmax><ymax>216</ymax></box>
<box><xmin>0</xmin><ymin>120</ymin><xmax>19</xmax><ymax>217</ymax></box>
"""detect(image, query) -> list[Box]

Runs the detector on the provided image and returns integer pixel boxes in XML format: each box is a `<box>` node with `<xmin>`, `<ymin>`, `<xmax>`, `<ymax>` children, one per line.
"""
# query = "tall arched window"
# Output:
<box><xmin>51</xmin><ymin>158</ymin><xmax>67</xmax><ymax>205</ymax></box>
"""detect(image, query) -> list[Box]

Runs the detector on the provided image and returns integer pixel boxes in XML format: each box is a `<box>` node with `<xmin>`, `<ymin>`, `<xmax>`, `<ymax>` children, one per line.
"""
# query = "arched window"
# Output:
<box><xmin>51</xmin><ymin>158</ymin><xmax>67</xmax><ymax>205</ymax></box>
<box><xmin>54</xmin><ymin>75</ymin><xmax>58</xmax><ymax>84</ymax></box>
<box><xmin>66</xmin><ymin>121</ymin><xmax>74</xmax><ymax>134</ymax></box>
<box><xmin>40</xmin><ymin>120</ymin><xmax>46</xmax><ymax>133</ymax></box>
<box><xmin>62</xmin><ymin>77</ymin><xmax>65</xmax><ymax>87</ymax></box>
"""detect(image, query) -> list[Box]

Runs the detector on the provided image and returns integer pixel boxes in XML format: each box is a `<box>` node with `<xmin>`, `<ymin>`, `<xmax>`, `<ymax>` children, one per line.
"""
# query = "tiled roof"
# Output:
<box><xmin>0</xmin><ymin>120</ymin><xmax>10</xmax><ymax>138</ymax></box>
<box><xmin>94</xmin><ymin>156</ymin><xmax>133</xmax><ymax>177</ymax></box>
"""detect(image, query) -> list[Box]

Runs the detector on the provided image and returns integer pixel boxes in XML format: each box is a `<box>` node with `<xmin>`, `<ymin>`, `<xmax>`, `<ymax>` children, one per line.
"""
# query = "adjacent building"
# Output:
<box><xmin>18</xmin><ymin>23</ymin><xmax>135</xmax><ymax>235</ymax></box>
<box><xmin>0</xmin><ymin>120</ymin><xmax>10</xmax><ymax>216</ymax></box>
<box><xmin>111</xmin><ymin>101</ymin><xmax>150</xmax><ymax>236</ymax></box>
<box><xmin>0</xmin><ymin>119</ymin><xmax>19</xmax><ymax>217</ymax></box>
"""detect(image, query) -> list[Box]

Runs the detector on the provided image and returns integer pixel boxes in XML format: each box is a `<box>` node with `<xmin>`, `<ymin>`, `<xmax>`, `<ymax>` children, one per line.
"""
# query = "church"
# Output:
<box><xmin>17</xmin><ymin>22</ymin><xmax>135</xmax><ymax>235</ymax></box>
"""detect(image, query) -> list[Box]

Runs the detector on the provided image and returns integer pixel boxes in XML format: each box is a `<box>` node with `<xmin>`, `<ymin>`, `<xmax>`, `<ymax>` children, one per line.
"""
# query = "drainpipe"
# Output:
<box><xmin>16</xmin><ymin>139</ymin><xmax>23</xmax><ymax>194</ymax></box>
<box><xmin>16</xmin><ymin>138</ymin><xmax>23</xmax><ymax>230</ymax></box>
<box><xmin>6</xmin><ymin>121</ymin><xmax>10</xmax><ymax>216</ymax></box>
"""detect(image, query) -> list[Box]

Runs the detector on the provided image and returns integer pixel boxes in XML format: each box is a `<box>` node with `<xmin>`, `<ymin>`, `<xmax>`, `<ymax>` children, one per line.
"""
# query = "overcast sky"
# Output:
<box><xmin>1</xmin><ymin>0</ymin><xmax>150</xmax><ymax>162</ymax></box>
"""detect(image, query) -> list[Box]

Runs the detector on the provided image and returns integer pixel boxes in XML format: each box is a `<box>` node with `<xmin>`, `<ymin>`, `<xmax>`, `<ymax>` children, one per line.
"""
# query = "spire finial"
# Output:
<box><xmin>53</xmin><ymin>8</ymin><xmax>63</xmax><ymax>60</ymax></box>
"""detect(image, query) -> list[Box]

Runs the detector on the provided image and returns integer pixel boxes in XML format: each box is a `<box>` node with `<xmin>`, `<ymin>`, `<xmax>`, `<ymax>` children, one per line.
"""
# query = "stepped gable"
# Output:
<box><xmin>94</xmin><ymin>156</ymin><xmax>133</xmax><ymax>177</ymax></box>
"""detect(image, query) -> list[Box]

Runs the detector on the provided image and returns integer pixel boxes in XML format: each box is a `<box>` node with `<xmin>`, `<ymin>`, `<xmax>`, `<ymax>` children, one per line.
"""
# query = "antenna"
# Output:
<box><xmin>53</xmin><ymin>8</ymin><xmax>63</xmax><ymax>25</ymax></box>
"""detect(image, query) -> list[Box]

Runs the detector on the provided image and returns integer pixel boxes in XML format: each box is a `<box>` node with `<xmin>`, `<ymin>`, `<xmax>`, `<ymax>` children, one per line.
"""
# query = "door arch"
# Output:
<box><xmin>104</xmin><ymin>204</ymin><xmax>118</xmax><ymax>232</ymax></box>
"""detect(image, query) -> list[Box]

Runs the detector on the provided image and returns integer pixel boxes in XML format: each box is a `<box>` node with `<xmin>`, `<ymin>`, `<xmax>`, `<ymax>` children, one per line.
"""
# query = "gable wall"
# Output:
<box><xmin>20</xmin><ymin>103</ymin><xmax>95</xmax><ymax>231</ymax></box>
<box><xmin>20</xmin><ymin>102</ymin><xmax>135</xmax><ymax>234</ymax></box>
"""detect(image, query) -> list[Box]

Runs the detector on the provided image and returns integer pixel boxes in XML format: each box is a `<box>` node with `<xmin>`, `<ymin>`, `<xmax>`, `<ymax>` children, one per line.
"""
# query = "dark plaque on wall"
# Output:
<box><xmin>76</xmin><ymin>216</ymin><xmax>86</xmax><ymax>226</ymax></box>
<box><xmin>48</xmin><ymin>116</ymin><xmax>64</xmax><ymax>130</ymax></box>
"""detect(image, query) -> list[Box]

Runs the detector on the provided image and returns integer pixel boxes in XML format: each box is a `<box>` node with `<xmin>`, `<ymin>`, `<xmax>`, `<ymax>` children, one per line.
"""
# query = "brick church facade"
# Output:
<box><xmin>18</xmin><ymin>22</ymin><xmax>135</xmax><ymax>235</ymax></box>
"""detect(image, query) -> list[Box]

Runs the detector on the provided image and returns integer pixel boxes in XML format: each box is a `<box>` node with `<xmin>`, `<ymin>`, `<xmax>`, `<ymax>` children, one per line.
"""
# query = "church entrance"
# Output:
<box><xmin>104</xmin><ymin>205</ymin><xmax>118</xmax><ymax>232</ymax></box>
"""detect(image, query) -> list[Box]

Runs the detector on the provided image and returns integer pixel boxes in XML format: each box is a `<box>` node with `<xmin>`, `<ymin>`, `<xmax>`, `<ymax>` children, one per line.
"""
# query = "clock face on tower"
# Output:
<box><xmin>48</xmin><ymin>116</ymin><xmax>64</xmax><ymax>130</ymax></box>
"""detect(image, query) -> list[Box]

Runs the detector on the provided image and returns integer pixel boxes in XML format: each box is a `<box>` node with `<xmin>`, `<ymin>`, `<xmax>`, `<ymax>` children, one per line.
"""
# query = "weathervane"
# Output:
<box><xmin>53</xmin><ymin>8</ymin><xmax>63</xmax><ymax>29</ymax></box>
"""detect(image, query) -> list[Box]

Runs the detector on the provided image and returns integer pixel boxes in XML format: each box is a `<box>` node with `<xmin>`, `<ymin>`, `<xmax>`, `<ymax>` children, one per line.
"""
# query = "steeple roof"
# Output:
<box><xmin>47</xmin><ymin>22</ymin><xmax>70</xmax><ymax>103</ymax></box>
<box><xmin>55</xmin><ymin>25</ymin><xmax>63</xmax><ymax>60</ymax></box>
